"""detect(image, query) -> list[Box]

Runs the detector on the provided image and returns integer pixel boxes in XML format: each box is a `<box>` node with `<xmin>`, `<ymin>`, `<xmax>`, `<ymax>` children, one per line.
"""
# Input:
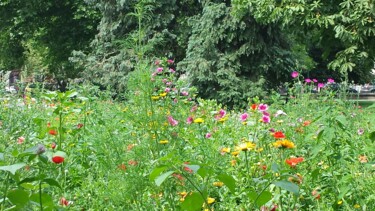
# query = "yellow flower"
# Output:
<box><xmin>218</xmin><ymin>117</ymin><xmax>228</xmax><ymax>123</ymax></box>
<box><xmin>151</xmin><ymin>96</ymin><xmax>160</xmax><ymax>100</ymax></box>
<box><xmin>230</xmin><ymin>160</ymin><xmax>237</xmax><ymax>166</ymax></box>
<box><xmin>273</xmin><ymin>140</ymin><xmax>295</xmax><ymax>149</ymax></box>
<box><xmin>213</xmin><ymin>182</ymin><xmax>224</xmax><ymax>187</ymax></box>
<box><xmin>354</xmin><ymin>204</ymin><xmax>360</xmax><ymax>209</ymax></box>
<box><xmin>277</xmin><ymin>120</ymin><xmax>284</xmax><ymax>123</ymax></box>
<box><xmin>193</xmin><ymin>118</ymin><xmax>204</xmax><ymax>123</ymax></box>
<box><xmin>256</xmin><ymin>147</ymin><xmax>263</xmax><ymax>152</ymax></box>
<box><xmin>237</xmin><ymin>142</ymin><xmax>256</xmax><ymax>151</ymax></box>
<box><xmin>159</xmin><ymin>92</ymin><xmax>167</xmax><ymax>97</ymax></box>
<box><xmin>337</xmin><ymin>200</ymin><xmax>343</xmax><ymax>205</ymax></box>
<box><xmin>159</xmin><ymin>140</ymin><xmax>169</xmax><ymax>144</ymax></box>
<box><xmin>207</xmin><ymin>197</ymin><xmax>215</xmax><ymax>204</ymax></box>
<box><xmin>242</xmin><ymin>121</ymin><xmax>247</xmax><ymax>125</ymax></box>
<box><xmin>220</xmin><ymin>147</ymin><xmax>230</xmax><ymax>154</ymax></box>
<box><xmin>231</xmin><ymin>151</ymin><xmax>240</xmax><ymax>156</ymax></box>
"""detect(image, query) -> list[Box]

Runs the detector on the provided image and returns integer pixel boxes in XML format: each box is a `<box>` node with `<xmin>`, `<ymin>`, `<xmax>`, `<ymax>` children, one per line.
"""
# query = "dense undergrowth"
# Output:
<box><xmin>0</xmin><ymin>59</ymin><xmax>375</xmax><ymax>210</ymax></box>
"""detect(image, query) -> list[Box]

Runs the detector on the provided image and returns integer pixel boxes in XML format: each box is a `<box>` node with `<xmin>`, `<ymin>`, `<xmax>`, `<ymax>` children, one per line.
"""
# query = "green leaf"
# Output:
<box><xmin>311</xmin><ymin>169</ymin><xmax>320</xmax><ymax>181</ymax></box>
<box><xmin>155</xmin><ymin>171</ymin><xmax>174</xmax><ymax>186</ymax></box>
<box><xmin>255</xmin><ymin>191</ymin><xmax>272</xmax><ymax>207</ymax></box>
<box><xmin>43</xmin><ymin>178</ymin><xmax>62</xmax><ymax>189</ymax></box>
<box><xmin>7</xmin><ymin>189</ymin><xmax>29</xmax><ymax>208</ymax></box>
<box><xmin>30</xmin><ymin>192</ymin><xmax>54</xmax><ymax>210</ymax></box>
<box><xmin>181</xmin><ymin>192</ymin><xmax>204</xmax><ymax>211</ymax></box>
<box><xmin>0</xmin><ymin>152</ymin><xmax>3</xmax><ymax>161</ymax></box>
<box><xmin>273</xmin><ymin>180</ymin><xmax>299</xmax><ymax>196</ymax></box>
<box><xmin>183</xmin><ymin>164</ymin><xmax>200</xmax><ymax>173</ymax></box>
<box><xmin>197</xmin><ymin>167</ymin><xmax>209</xmax><ymax>178</ymax></box>
<box><xmin>369</xmin><ymin>131</ymin><xmax>375</xmax><ymax>141</ymax></box>
<box><xmin>149</xmin><ymin>166</ymin><xmax>167</xmax><ymax>181</ymax></box>
<box><xmin>0</xmin><ymin>163</ymin><xmax>26</xmax><ymax>175</ymax></box>
<box><xmin>271</xmin><ymin>162</ymin><xmax>280</xmax><ymax>172</ymax></box>
<box><xmin>217</xmin><ymin>174</ymin><xmax>236</xmax><ymax>193</ymax></box>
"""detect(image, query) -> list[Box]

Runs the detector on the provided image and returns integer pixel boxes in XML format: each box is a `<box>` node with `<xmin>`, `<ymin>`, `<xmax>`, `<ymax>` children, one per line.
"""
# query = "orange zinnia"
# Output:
<box><xmin>285</xmin><ymin>157</ymin><xmax>304</xmax><ymax>167</ymax></box>
<box><xmin>273</xmin><ymin>131</ymin><xmax>286</xmax><ymax>139</ymax></box>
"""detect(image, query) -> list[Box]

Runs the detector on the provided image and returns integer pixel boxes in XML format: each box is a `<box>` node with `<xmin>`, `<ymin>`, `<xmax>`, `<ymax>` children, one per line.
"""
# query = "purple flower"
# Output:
<box><xmin>291</xmin><ymin>71</ymin><xmax>299</xmax><ymax>78</ymax></box>
<box><xmin>269</xmin><ymin>128</ymin><xmax>276</xmax><ymax>133</ymax></box>
<box><xmin>167</xmin><ymin>116</ymin><xmax>178</xmax><ymax>126</ymax></box>
<box><xmin>240</xmin><ymin>113</ymin><xmax>248</xmax><ymax>121</ymax></box>
<box><xmin>258</xmin><ymin>104</ymin><xmax>268</xmax><ymax>112</ymax></box>
<box><xmin>318</xmin><ymin>83</ymin><xmax>324</xmax><ymax>88</ymax></box>
<box><xmin>305</xmin><ymin>78</ymin><xmax>312</xmax><ymax>83</ymax></box>
<box><xmin>327</xmin><ymin>78</ymin><xmax>335</xmax><ymax>83</ymax></box>
<box><xmin>313</xmin><ymin>79</ymin><xmax>318</xmax><ymax>83</ymax></box>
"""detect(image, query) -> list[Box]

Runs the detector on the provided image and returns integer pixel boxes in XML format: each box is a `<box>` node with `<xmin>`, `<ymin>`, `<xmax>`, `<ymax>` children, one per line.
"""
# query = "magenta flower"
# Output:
<box><xmin>157</xmin><ymin>67</ymin><xmax>163</xmax><ymax>73</ymax></box>
<box><xmin>327</xmin><ymin>78</ymin><xmax>335</xmax><ymax>83</ymax></box>
<box><xmin>240</xmin><ymin>113</ymin><xmax>248</xmax><ymax>121</ymax></box>
<box><xmin>258</xmin><ymin>104</ymin><xmax>268</xmax><ymax>112</ymax></box>
<box><xmin>262</xmin><ymin>111</ymin><xmax>270</xmax><ymax>116</ymax></box>
<box><xmin>165</xmin><ymin>88</ymin><xmax>171</xmax><ymax>93</ymax></box>
<box><xmin>313</xmin><ymin>79</ymin><xmax>318</xmax><ymax>83</ymax></box>
<box><xmin>205</xmin><ymin>133</ymin><xmax>212</xmax><ymax>138</ymax></box>
<box><xmin>167</xmin><ymin>116</ymin><xmax>178</xmax><ymax>126</ymax></box>
<box><xmin>262</xmin><ymin>115</ymin><xmax>270</xmax><ymax>123</ymax></box>
<box><xmin>305</xmin><ymin>78</ymin><xmax>312</xmax><ymax>83</ymax></box>
<box><xmin>291</xmin><ymin>71</ymin><xmax>299</xmax><ymax>78</ymax></box>
<box><xmin>219</xmin><ymin>109</ymin><xmax>226</xmax><ymax>118</ymax></box>
<box><xmin>186</xmin><ymin>116</ymin><xmax>193</xmax><ymax>124</ymax></box>
<box><xmin>318</xmin><ymin>83</ymin><xmax>324</xmax><ymax>88</ymax></box>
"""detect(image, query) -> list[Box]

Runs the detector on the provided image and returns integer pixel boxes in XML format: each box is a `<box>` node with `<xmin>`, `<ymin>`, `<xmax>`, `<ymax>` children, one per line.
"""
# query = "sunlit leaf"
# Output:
<box><xmin>217</xmin><ymin>174</ymin><xmax>236</xmax><ymax>193</ymax></box>
<box><xmin>273</xmin><ymin>180</ymin><xmax>299</xmax><ymax>196</ymax></box>
<box><xmin>181</xmin><ymin>192</ymin><xmax>204</xmax><ymax>211</ymax></box>
<box><xmin>155</xmin><ymin>171</ymin><xmax>174</xmax><ymax>186</ymax></box>
<box><xmin>0</xmin><ymin>163</ymin><xmax>26</xmax><ymax>175</ymax></box>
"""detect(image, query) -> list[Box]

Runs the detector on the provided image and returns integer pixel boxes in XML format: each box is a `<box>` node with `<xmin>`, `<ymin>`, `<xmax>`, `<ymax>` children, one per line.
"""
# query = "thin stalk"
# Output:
<box><xmin>59</xmin><ymin>111</ymin><xmax>63</xmax><ymax>149</ymax></box>
<box><xmin>179</xmin><ymin>170</ymin><xmax>209</xmax><ymax>209</ymax></box>
<box><xmin>39</xmin><ymin>181</ymin><xmax>43</xmax><ymax>211</ymax></box>
<box><xmin>1</xmin><ymin>173</ymin><xmax>10</xmax><ymax>209</ymax></box>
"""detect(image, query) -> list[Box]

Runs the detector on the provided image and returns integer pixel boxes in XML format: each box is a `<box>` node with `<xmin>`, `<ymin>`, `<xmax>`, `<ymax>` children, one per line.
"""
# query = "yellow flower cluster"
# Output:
<box><xmin>273</xmin><ymin>140</ymin><xmax>295</xmax><ymax>149</ymax></box>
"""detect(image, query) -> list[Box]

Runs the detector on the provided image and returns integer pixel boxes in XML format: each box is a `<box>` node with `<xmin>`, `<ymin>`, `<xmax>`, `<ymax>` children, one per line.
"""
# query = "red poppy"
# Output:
<box><xmin>49</xmin><ymin>129</ymin><xmax>58</xmax><ymax>136</ymax></box>
<box><xmin>285</xmin><ymin>157</ymin><xmax>304</xmax><ymax>168</ymax></box>
<box><xmin>251</xmin><ymin>104</ymin><xmax>257</xmax><ymax>110</ymax></box>
<box><xmin>273</xmin><ymin>131</ymin><xmax>286</xmax><ymax>139</ymax></box>
<box><xmin>52</xmin><ymin>156</ymin><xmax>64</xmax><ymax>164</ymax></box>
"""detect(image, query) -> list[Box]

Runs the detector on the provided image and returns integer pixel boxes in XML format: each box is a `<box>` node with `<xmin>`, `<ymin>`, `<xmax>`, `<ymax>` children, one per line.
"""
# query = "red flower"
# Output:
<box><xmin>51</xmin><ymin>142</ymin><xmax>56</xmax><ymax>149</ymax></box>
<box><xmin>183</xmin><ymin>162</ymin><xmax>193</xmax><ymax>173</ymax></box>
<box><xmin>285</xmin><ymin>157</ymin><xmax>304</xmax><ymax>168</ymax></box>
<box><xmin>251</xmin><ymin>104</ymin><xmax>257</xmax><ymax>110</ymax></box>
<box><xmin>312</xmin><ymin>189</ymin><xmax>321</xmax><ymax>200</ymax></box>
<box><xmin>49</xmin><ymin>129</ymin><xmax>58</xmax><ymax>136</ymax></box>
<box><xmin>59</xmin><ymin>197</ymin><xmax>69</xmax><ymax>206</ymax></box>
<box><xmin>52</xmin><ymin>156</ymin><xmax>64</xmax><ymax>164</ymax></box>
<box><xmin>118</xmin><ymin>163</ymin><xmax>126</xmax><ymax>171</ymax></box>
<box><xmin>273</xmin><ymin>131</ymin><xmax>286</xmax><ymax>139</ymax></box>
<box><xmin>77</xmin><ymin>123</ymin><xmax>84</xmax><ymax>129</ymax></box>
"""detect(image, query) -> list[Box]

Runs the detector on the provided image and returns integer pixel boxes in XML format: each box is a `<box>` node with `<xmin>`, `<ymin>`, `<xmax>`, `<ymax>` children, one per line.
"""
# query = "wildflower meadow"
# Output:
<box><xmin>1</xmin><ymin>59</ymin><xmax>375</xmax><ymax>211</ymax></box>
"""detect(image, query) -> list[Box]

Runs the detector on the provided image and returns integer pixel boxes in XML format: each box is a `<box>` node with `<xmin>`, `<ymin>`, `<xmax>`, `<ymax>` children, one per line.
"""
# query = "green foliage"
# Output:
<box><xmin>178</xmin><ymin>2</ymin><xmax>298</xmax><ymax>108</ymax></box>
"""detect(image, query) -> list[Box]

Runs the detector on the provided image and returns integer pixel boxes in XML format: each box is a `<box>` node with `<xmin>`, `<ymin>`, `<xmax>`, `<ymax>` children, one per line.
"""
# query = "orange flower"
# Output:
<box><xmin>358</xmin><ymin>155</ymin><xmax>368</xmax><ymax>163</ymax></box>
<box><xmin>285</xmin><ymin>157</ymin><xmax>304</xmax><ymax>167</ymax></box>
<box><xmin>273</xmin><ymin>131</ymin><xmax>286</xmax><ymax>139</ymax></box>
<box><xmin>273</xmin><ymin>140</ymin><xmax>295</xmax><ymax>149</ymax></box>
<box><xmin>49</xmin><ymin>129</ymin><xmax>58</xmax><ymax>136</ymax></box>
<box><xmin>303</xmin><ymin>121</ymin><xmax>311</xmax><ymax>127</ymax></box>
<box><xmin>251</xmin><ymin>104</ymin><xmax>257</xmax><ymax>110</ymax></box>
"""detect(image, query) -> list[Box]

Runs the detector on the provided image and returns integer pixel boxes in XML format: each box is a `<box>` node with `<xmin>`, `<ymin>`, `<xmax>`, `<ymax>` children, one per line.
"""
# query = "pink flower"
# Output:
<box><xmin>258</xmin><ymin>104</ymin><xmax>268</xmax><ymax>112</ymax></box>
<box><xmin>240</xmin><ymin>113</ymin><xmax>248</xmax><ymax>121</ymax></box>
<box><xmin>166</xmin><ymin>82</ymin><xmax>172</xmax><ymax>86</ymax></box>
<box><xmin>205</xmin><ymin>133</ymin><xmax>212</xmax><ymax>138</ymax></box>
<box><xmin>291</xmin><ymin>71</ymin><xmax>299</xmax><ymax>78</ymax></box>
<box><xmin>17</xmin><ymin>136</ymin><xmax>25</xmax><ymax>144</ymax></box>
<box><xmin>327</xmin><ymin>78</ymin><xmax>335</xmax><ymax>83</ymax></box>
<box><xmin>190</xmin><ymin>105</ymin><xmax>198</xmax><ymax>113</ymax></box>
<box><xmin>305</xmin><ymin>78</ymin><xmax>311</xmax><ymax>83</ymax></box>
<box><xmin>167</xmin><ymin>59</ymin><xmax>174</xmax><ymax>64</ymax></box>
<box><xmin>262</xmin><ymin>115</ymin><xmax>270</xmax><ymax>123</ymax></box>
<box><xmin>167</xmin><ymin>116</ymin><xmax>178</xmax><ymax>126</ymax></box>
<box><xmin>318</xmin><ymin>83</ymin><xmax>324</xmax><ymax>88</ymax></box>
<box><xmin>186</xmin><ymin>117</ymin><xmax>193</xmax><ymax>124</ymax></box>
<box><xmin>262</xmin><ymin>111</ymin><xmax>270</xmax><ymax>116</ymax></box>
<box><xmin>157</xmin><ymin>67</ymin><xmax>163</xmax><ymax>73</ymax></box>
<box><xmin>165</xmin><ymin>88</ymin><xmax>171</xmax><ymax>93</ymax></box>
<box><xmin>219</xmin><ymin>109</ymin><xmax>226</xmax><ymax>118</ymax></box>
<box><xmin>181</xmin><ymin>91</ymin><xmax>189</xmax><ymax>96</ymax></box>
<box><xmin>313</xmin><ymin>79</ymin><xmax>318</xmax><ymax>83</ymax></box>
<box><xmin>154</xmin><ymin>60</ymin><xmax>160</xmax><ymax>65</ymax></box>
<box><xmin>169</xmin><ymin>68</ymin><xmax>175</xmax><ymax>73</ymax></box>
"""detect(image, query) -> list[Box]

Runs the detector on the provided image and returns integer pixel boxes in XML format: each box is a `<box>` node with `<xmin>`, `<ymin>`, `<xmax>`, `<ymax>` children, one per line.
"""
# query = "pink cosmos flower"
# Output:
<box><xmin>169</xmin><ymin>68</ymin><xmax>175</xmax><ymax>73</ymax></box>
<box><xmin>186</xmin><ymin>117</ymin><xmax>193</xmax><ymax>124</ymax></box>
<box><xmin>258</xmin><ymin>104</ymin><xmax>268</xmax><ymax>112</ymax></box>
<box><xmin>165</xmin><ymin>88</ymin><xmax>171</xmax><ymax>93</ymax></box>
<box><xmin>327</xmin><ymin>78</ymin><xmax>335</xmax><ymax>83</ymax></box>
<box><xmin>240</xmin><ymin>113</ymin><xmax>248</xmax><ymax>121</ymax></box>
<box><xmin>313</xmin><ymin>79</ymin><xmax>318</xmax><ymax>83</ymax></box>
<box><xmin>305</xmin><ymin>78</ymin><xmax>312</xmax><ymax>83</ymax></box>
<box><xmin>167</xmin><ymin>116</ymin><xmax>178</xmax><ymax>126</ymax></box>
<box><xmin>205</xmin><ymin>133</ymin><xmax>212</xmax><ymax>138</ymax></box>
<box><xmin>291</xmin><ymin>71</ymin><xmax>299</xmax><ymax>78</ymax></box>
<box><xmin>318</xmin><ymin>83</ymin><xmax>324</xmax><ymax>88</ymax></box>
<box><xmin>262</xmin><ymin>115</ymin><xmax>270</xmax><ymax>123</ymax></box>
<box><xmin>17</xmin><ymin>136</ymin><xmax>25</xmax><ymax>144</ymax></box>
<box><xmin>219</xmin><ymin>109</ymin><xmax>226</xmax><ymax>118</ymax></box>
